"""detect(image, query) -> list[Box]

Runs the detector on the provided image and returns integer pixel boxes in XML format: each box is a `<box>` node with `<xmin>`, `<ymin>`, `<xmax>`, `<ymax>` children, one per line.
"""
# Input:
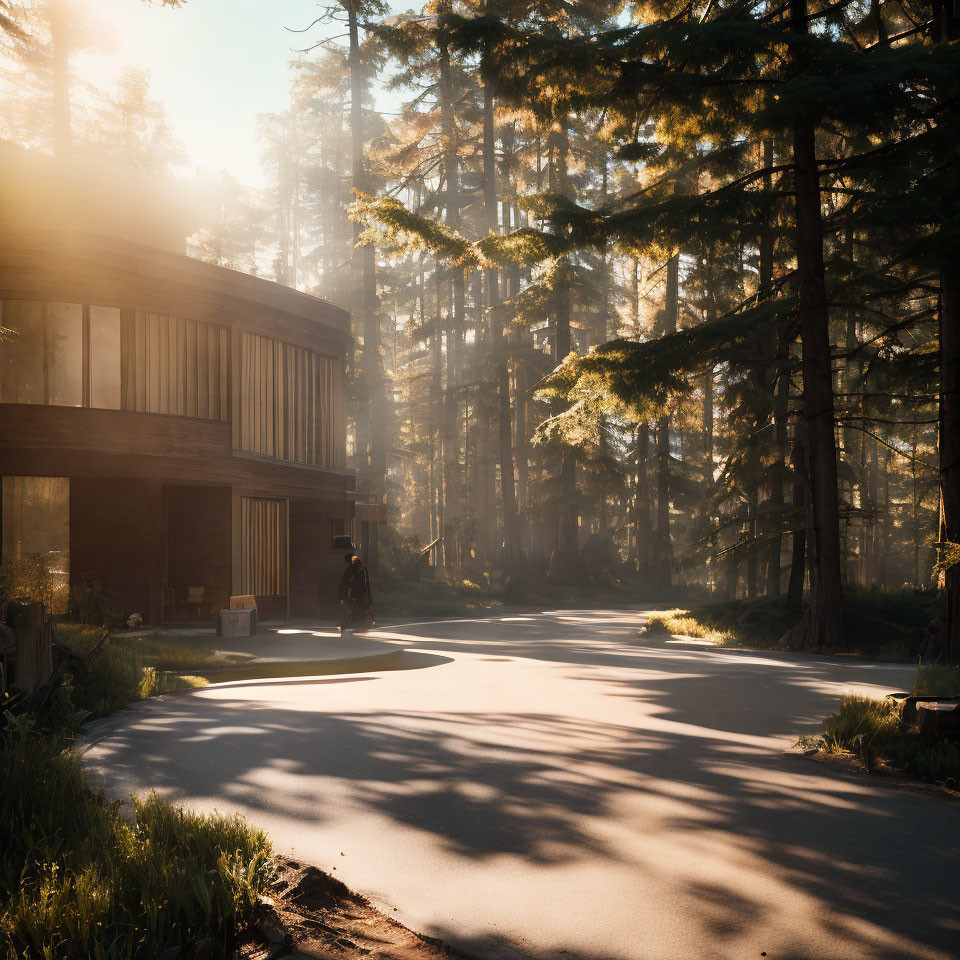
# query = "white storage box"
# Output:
<box><xmin>218</xmin><ymin>608</ymin><xmax>256</xmax><ymax>637</ymax></box>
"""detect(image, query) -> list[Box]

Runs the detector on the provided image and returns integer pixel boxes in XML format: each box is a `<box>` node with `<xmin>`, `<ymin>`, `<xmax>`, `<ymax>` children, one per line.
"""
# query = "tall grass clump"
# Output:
<box><xmin>55</xmin><ymin>626</ymin><xmax>209</xmax><ymax>722</ymax></box>
<box><xmin>821</xmin><ymin>695</ymin><xmax>900</xmax><ymax>768</ymax></box>
<box><xmin>0</xmin><ymin>717</ymin><xmax>272</xmax><ymax>959</ymax></box>
<box><xmin>815</xmin><ymin>694</ymin><xmax>960</xmax><ymax>787</ymax></box>
<box><xmin>643</xmin><ymin>610</ymin><xmax>729</xmax><ymax>643</ymax></box>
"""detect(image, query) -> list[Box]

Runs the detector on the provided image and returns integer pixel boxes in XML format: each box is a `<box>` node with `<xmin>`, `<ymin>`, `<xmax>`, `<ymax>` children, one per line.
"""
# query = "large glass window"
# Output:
<box><xmin>239</xmin><ymin>332</ymin><xmax>338</xmax><ymax>466</ymax></box>
<box><xmin>1</xmin><ymin>476</ymin><xmax>70</xmax><ymax>614</ymax></box>
<box><xmin>45</xmin><ymin>302</ymin><xmax>83</xmax><ymax>406</ymax></box>
<box><xmin>123</xmin><ymin>311</ymin><xmax>227</xmax><ymax>420</ymax></box>
<box><xmin>90</xmin><ymin>305</ymin><xmax>121</xmax><ymax>410</ymax></box>
<box><xmin>0</xmin><ymin>301</ymin><xmax>225</xmax><ymax>420</ymax></box>
<box><xmin>0</xmin><ymin>301</ymin><xmax>43</xmax><ymax>404</ymax></box>
<box><xmin>0</xmin><ymin>301</ymin><xmax>82</xmax><ymax>406</ymax></box>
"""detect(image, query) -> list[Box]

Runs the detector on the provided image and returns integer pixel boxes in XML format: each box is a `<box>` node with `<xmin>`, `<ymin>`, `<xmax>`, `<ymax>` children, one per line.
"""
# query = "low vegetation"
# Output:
<box><xmin>55</xmin><ymin>624</ymin><xmax>260</xmax><ymax>719</ymax></box>
<box><xmin>804</xmin><ymin>691</ymin><xmax>960</xmax><ymax>789</ymax></box>
<box><xmin>0</xmin><ymin>716</ymin><xmax>272</xmax><ymax>959</ymax></box>
<box><xmin>644</xmin><ymin>588</ymin><xmax>943</xmax><ymax>661</ymax></box>
<box><xmin>373</xmin><ymin>570</ymin><xmax>675</xmax><ymax>621</ymax></box>
<box><xmin>912</xmin><ymin>664</ymin><xmax>960</xmax><ymax>697</ymax></box>
<box><xmin>0</xmin><ymin>626</ymin><xmax>275</xmax><ymax>959</ymax></box>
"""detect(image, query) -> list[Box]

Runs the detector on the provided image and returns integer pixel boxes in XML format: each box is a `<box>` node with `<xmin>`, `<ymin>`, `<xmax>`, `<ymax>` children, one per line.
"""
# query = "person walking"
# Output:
<box><xmin>337</xmin><ymin>553</ymin><xmax>374</xmax><ymax>634</ymax></box>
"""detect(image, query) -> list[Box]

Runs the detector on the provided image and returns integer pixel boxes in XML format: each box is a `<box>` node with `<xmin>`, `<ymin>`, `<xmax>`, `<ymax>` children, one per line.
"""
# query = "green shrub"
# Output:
<box><xmin>0</xmin><ymin>552</ymin><xmax>69</xmax><ymax>615</ymax></box>
<box><xmin>0</xmin><ymin>719</ymin><xmax>272</xmax><ymax>959</ymax></box>
<box><xmin>71</xmin><ymin>638</ymin><xmax>146</xmax><ymax>720</ymax></box>
<box><xmin>821</xmin><ymin>695</ymin><xmax>900</xmax><ymax>768</ymax></box>
<box><xmin>666</xmin><ymin>587</ymin><xmax>943</xmax><ymax>659</ymax></box>
<box><xmin>910</xmin><ymin>740</ymin><xmax>960</xmax><ymax>787</ymax></box>
<box><xmin>68</xmin><ymin>577</ymin><xmax>122</xmax><ymax>629</ymax></box>
<box><xmin>51</xmin><ymin>627</ymin><xmax>227</xmax><ymax>726</ymax></box>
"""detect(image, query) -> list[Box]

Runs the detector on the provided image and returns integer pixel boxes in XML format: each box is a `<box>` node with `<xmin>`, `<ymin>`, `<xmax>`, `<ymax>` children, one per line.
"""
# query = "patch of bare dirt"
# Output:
<box><xmin>795</xmin><ymin>749</ymin><xmax>960</xmax><ymax>800</ymax></box>
<box><xmin>238</xmin><ymin>857</ymin><xmax>473</xmax><ymax>960</ymax></box>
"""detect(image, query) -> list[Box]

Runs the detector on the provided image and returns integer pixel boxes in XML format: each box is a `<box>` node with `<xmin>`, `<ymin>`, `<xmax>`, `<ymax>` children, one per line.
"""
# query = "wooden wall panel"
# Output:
<box><xmin>165</xmin><ymin>484</ymin><xmax>230</xmax><ymax>620</ymax></box>
<box><xmin>289</xmin><ymin>502</ymin><xmax>326</xmax><ymax>618</ymax></box>
<box><xmin>0</xmin><ymin>404</ymin><xmax>355</xmax><ymax>501</ymax></box>
<box><xmin>70</xmin><ymin>477</ymin><xmax>158</xmax><ymax>621</ymax></box>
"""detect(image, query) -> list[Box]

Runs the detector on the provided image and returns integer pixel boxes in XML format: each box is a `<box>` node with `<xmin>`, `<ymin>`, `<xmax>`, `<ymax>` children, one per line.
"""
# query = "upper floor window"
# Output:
<box><xmin>0</xmin><ymin>301</ymin><xmax>82</xmax><ymax>406</ymax></box>
<box><xmin>238</xmin><ymin>332</ymin><xmax>339</xmax><ymax>468</ymax></box>
<box><xmin>122</xmin><ymin>311</ymin><xmax>227</xmax><ymax>420</ymax></box>
<box><xmin>0</xmin><ymin>300</ymin><xmax>226</xmax><ymax>421</ymax></box>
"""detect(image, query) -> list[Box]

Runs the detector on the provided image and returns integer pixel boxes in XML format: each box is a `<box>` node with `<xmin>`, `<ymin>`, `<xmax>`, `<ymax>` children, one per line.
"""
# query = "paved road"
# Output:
<box><xmin>82</xmin><ymin>609</ymin><xmax>959</xmax><ymax>960</ymax></box>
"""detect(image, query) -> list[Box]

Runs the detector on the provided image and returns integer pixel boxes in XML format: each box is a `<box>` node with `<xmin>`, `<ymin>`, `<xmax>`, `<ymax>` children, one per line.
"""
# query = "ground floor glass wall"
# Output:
<box><xmin>0</xmin><ymin>476</ymin><xmax>70</xmax><ymax>613</ymax></box>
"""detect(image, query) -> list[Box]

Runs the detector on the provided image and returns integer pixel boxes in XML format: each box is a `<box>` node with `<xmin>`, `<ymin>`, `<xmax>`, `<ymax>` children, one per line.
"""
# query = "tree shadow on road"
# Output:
<box><xmin>81</xmin><ymin>615</ymin><xmax>955</xmax><ymax>960</ymax></box>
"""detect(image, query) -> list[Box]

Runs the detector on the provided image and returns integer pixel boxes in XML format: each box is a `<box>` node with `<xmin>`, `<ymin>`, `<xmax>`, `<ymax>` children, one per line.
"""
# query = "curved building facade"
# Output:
<box><xmin>0</xmin><ymin>222</ymin><xmax>356</xmax><ymax>624</ymax></box>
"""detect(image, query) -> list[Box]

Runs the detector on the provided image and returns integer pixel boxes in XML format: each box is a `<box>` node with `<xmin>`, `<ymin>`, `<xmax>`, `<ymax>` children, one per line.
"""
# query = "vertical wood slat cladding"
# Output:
<box><xmin>125</xmin><ymin>311</ymin><xmax>227</xmax><ymax>420</ymax></box>
<box><xmin>238</xmin><ymin>332</ymin><xmax>338</xmax><ymax>468</ymax></box>
<box><xmin>240</xmin><ymin>496</ymin><xmax>287</xmax><ymax>599</ymax></box>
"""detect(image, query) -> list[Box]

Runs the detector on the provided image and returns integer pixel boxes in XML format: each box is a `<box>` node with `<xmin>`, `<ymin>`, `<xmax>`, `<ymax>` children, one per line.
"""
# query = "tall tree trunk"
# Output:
<box><xmin>598</xmin><ymin>158</ymin><xmax>611</xmax><ymax>342</ymax></box>
<box><xmin>791</xmin><ymin>0</ymin><xmax>843</xmax><ymax>648</ymax></box>
<box><xmin>654</xmin><ymin>252</ymin><xmax>679</xmax><ymax>588</ymax></box>
<box><xmin>482</xmin><ymin>72</ymin><xmax>522</xmax><ymax>576</ymax></box>
<box><xmin>546</xmin><ymin>124</ymin><xmax>585</xmax><ymax>584</ymax></box>
<box><xmin>758</xmin><ymin>137</ymin><xmax>786</xmax><ymax>597</ymax></box>
<box><xmin>439</xmin><ymin>23</ymin><xmax>463</xmax><ymax>572</ymax></box>
<box><xmin>935</xmin><ymin>0</ymin><xmax>960</xmax><ymax>662</ymax></box>
<box><xmin>787</xmin><ymin>424</ymin><xmax>807</xmax><ymax>608</ymax></box>
<box><xmin>632</xmin><ymin>423</ymin><xmax>653</xmax><ymax>574</ymax></box>
<box><xmin>348</xmin><ymin>1</ymin><xmax>385</xmax><ymax>501</ymax></box>
<box><xmin>768</xmin><ymin>358</ymin><xmax>790</xmax><ymax>596</ymax></box>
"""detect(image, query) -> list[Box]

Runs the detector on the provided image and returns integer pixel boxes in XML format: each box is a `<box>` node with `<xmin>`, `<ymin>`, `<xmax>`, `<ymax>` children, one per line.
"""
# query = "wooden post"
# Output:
<box><xmin>6</xmin><ymin>601</ymin><xmax>54</xmax><ymax>694</ymax></box>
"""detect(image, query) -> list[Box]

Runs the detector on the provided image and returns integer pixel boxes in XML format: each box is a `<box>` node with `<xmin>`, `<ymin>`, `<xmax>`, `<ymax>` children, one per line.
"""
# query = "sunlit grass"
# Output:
<box><xmin>803</xmin><ymin>694</ymin><xmax>960</xmax><ymax>787</ymax></box>
<box><xmin>644</xmin><ymin>609</ymin><xmax>730</xmax><ymax>644</ymax></box>
<box><xmin>649</xmin><ymin>588</ymin><xmax>943</xmax><ymax>660</ymax></box>
<box><xmin>54</xmin><ymin>625</ymin><xmax>225</xmax><ymax>720</ymax></box>
<box><xmin>0</xmin><ymin>628</ymin><xmax>273</xmax><ymax>957</ymax></box>
<box><xmin>0</xmin><ymin>718</ymin><xmax>272</xmax><ymax>959</ymax></box>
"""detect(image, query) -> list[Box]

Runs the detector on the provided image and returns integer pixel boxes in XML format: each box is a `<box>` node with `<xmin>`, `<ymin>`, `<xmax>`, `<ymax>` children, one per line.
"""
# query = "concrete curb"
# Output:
<box><xmin>197</xmin><ymin>648</ymin><xmax>409</xmax><ymax>683</ymax></box>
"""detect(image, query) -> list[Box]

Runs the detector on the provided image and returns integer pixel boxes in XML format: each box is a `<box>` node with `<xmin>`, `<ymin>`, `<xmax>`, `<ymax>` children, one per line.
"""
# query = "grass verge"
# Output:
<box><xmin>644</xmin><ymin>610</ymin><xmax>731</xmax><ymax>644</ymax></box>
<box><xmin>800</xmin><ymin>693</ymin><xmax>960</xmax><ymax>789</ymax></box>
<box><xmin>644</xmin><ymin>587</ymin><xmax>943</xmax><ymax>660</ymax></box>
<box><xmin>0</xmin><ymin>716</ymin><xmax>272</xmax><ymax>959</ymax></box>
<box><xmin>55</xmin><ymin>624</ymin><xmax>257</xmax><ymax>720</ymax></box>
<box><xmin>1</xmin><ymin>626</ymin><xmax>275</xmax><ymax>958</ymax></box>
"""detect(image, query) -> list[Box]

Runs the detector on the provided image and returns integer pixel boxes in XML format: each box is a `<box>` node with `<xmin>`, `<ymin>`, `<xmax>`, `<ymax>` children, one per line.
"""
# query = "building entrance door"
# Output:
<box><xmin>239</xmin><ymin>496</ymin><xmax>288</xmax><ymax>621</ymax></box>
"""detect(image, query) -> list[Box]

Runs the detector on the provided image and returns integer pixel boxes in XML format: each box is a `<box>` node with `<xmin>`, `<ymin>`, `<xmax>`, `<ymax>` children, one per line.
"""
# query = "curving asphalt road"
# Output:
<box><xmin>82</xmin><ymin>609</ymin><xmax>959</xmax><ymax>960</ymax></box>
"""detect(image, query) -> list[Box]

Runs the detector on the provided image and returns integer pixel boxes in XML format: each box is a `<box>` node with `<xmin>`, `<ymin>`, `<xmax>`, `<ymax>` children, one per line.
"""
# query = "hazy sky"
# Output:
<box><xmin>78</xmin><ymin>0</ymin><xmax>348</xmax><ymax>186</ymax></box>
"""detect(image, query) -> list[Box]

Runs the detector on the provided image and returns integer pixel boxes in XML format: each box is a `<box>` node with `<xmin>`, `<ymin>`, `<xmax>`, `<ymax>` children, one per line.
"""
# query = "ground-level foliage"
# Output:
<box><xmin>807</xmin><ymin>693</ymin><xmax>960</xmax><ymax>789</ymax></box>
<box><xmin>644</xmin><ymin>589</ymin><xmax>943</xmax><ymax>661</ymax></box>
<box><xmin>0</xmin><ymin>718</ymin><xmax>272</xmax><ymax>959</ymax></box>
<box><xmin>54</xmin><ymin>624</ymin><xmax>265</xmax><ymax>719</ymax></box>
<box><xmin>373</xmin><ymin>571</ymin><xmax>672</xmax><ymax>620</ymax></box>
<box><xmin>0</xmin><ymin>627</ymin><xmax>274</xmax><ymax>959</ymax></box>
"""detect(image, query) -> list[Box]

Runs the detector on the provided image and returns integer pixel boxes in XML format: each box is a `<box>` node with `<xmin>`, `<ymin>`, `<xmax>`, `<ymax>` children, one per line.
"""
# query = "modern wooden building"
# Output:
<box><xmin>0</xmin><ymin>149</ymin><xmax>357</xmax><ymax>624</ymax></box>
